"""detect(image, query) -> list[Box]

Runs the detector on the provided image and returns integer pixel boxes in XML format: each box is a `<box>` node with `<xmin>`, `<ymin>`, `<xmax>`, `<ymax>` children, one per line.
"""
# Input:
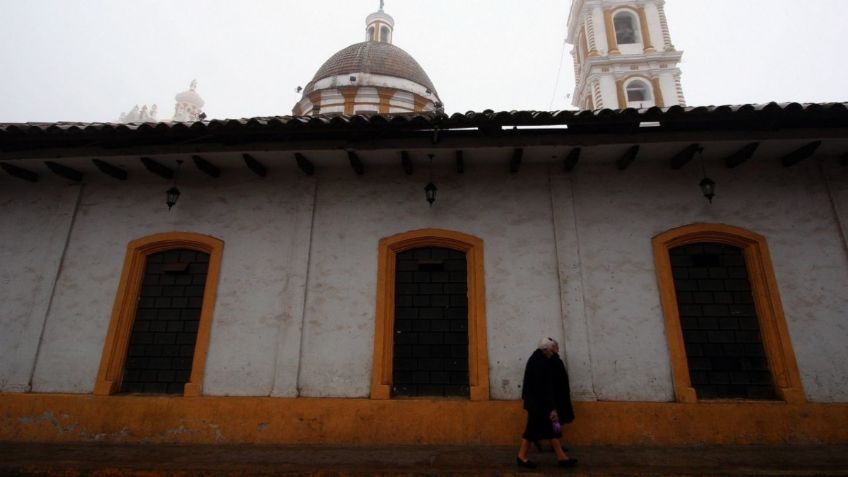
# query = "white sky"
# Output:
<box><xmin>0</xmin><ymin>0</ymin><xmax>845</xmax><ymax>123</ymax></box>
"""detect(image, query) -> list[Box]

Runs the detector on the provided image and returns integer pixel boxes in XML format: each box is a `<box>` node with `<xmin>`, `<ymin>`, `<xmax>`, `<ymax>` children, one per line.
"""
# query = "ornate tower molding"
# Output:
<box><xmin>567</xmin><ymin>0</ymin><xmax>685</xmax><ymax>110</ymax></box>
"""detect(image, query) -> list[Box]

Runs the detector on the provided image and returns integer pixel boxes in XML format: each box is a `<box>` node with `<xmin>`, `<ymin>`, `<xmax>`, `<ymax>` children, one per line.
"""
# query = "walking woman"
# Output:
<box><xmin>516</xmin><ymin>337</ymin><xmax>577</xmax><ymax>469</ymax></box>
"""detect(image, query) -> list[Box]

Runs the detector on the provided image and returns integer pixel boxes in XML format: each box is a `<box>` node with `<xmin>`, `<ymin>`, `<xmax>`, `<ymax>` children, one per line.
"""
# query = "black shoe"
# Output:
<box><xmin>558</xmin><ymin>458</ymin><xmax>578</xmax><ymax>467</ymax></box>
<box><xmin>516</xmin><ymin>457</ymin><xmax>537</xmax><ymax>469</ymax></box>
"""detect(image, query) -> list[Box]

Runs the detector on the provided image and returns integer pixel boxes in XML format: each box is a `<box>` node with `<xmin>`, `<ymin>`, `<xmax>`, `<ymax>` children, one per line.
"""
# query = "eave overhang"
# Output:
<box><xmin>1</xmin><ymin>103</ymin><xmax>846</xmax><ymax>161</ymax></box>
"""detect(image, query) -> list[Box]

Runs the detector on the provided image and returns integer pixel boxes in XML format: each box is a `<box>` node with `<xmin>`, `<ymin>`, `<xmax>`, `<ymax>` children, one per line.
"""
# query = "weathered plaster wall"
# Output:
<box><xmin>297</xmin><ymin>163</ymin><xmax>563</xmax><ymax>399</ymax></box>
<box><xmin>3</xmin><ymin>152</ymin><xmax>847</xmax><ymax>403</ymax></box>
<box><xmin>28</xmin><ymin>166</ymin><xmax>314</xmax><ymax>396</ymax></box>
<box><xmin>553</xmin><ymin>155</ymin><xmax>848</xmax><ymax>402</ymax></box>
<box><xmin>0</xmin><ymin>181</ymin><xmax>80</xmax><ymax>392</ymax></box>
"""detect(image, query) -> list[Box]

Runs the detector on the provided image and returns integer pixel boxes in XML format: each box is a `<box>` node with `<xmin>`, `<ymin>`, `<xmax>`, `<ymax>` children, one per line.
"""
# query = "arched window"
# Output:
<box><xmin>94</xmin><ymin>232</ymin><xmax>224</xmax><ymax>397</ymax></box>
<box><xmin>626</xmin><ymin>80</ymin><xmax>652</xmax><ymax>104</ymax></box>
<box><xmin>380</xmin><ymin>26</ymin><xmax>390</xmax><ymax>43</ymax></box>
<box><xmin>653</xmin><ymin>224</ymin><xmax>805</xmax><ymax>403</ymax></box>
<box><xmin>371</xmin><ymin>229</ymin><xmax>489</xmax><ymax>401</ymax></box>
<box><xmin>613</xmin><ymin>11</ymin><xmax>640</xmax><ymax>45</ymax></box>
<box><xmin>367</xmin><ymin>26</ymin><xmax>375</xmax><ymax>41</ymax></box>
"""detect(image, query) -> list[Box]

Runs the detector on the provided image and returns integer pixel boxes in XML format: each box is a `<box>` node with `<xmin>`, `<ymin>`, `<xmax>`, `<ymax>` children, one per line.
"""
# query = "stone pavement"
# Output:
<box><xmin>1</xmin><ymin>442</ymin><xmax>847</xmax><ymax>476</ymax></box>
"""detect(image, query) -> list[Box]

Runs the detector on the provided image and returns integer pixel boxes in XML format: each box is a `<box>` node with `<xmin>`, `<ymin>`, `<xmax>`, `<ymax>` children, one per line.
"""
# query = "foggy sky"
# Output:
<box><xmin>0</xmin><ymin>0</ymin><xmax>844</xmax><ymax>123</ymax></box>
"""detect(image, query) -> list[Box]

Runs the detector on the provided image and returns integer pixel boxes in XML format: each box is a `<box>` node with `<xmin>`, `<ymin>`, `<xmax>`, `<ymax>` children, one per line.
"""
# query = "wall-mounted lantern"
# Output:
<box><xmin>699</xmin><ymin>177</ymin><xmax>716</xmax><ymax>204</ymax></box>
<box><xmin>697</xmin><ymin>147</ymin><xmax>715</xmax><ymax>204</ymax></box>
<box><xmin>166</xmin><ymin>160</ymin><xmax>183</xmax><ymax>210</ymax></box>
<box><xmin>425</xmin><ymin>154</ymin><xmax>437</xmax><ymax>207</ymax></box>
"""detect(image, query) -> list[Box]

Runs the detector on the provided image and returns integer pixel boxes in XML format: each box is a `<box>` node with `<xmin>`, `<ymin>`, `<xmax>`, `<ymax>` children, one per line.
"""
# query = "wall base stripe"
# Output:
<box><xmin>2</xmin><ymin>394</ymin><xmax>846</xmax><ymax>445</ymax></box>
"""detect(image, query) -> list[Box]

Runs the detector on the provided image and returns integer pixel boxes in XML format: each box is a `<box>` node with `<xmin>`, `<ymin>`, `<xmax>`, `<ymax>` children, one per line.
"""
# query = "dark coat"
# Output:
<box><xmin>521</xmin><ymin>349</ymin><xmax>556</xmax><ymax>414</ymax></box>
<box><xmin>521</xmin><ymin>349</ymin><xmax>576</xmax><ymax>424</ymax></box>
<box><xmin>551</xmin><ymin>353</ymin><xmax>575</xmax><ymax>424</ymax></box>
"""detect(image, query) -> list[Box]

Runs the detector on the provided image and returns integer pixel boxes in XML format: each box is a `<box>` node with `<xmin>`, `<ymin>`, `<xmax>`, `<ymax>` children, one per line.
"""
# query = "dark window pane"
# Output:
<box><xmin>670</xmin><ymin>243</ymin><xmax>777</xmax><ymax>400</ymax></box>
<box><xmin>120</xmin><ymin>249</ymin><xmax>208</xmax><ymax>395</ymax></box>
<box><xmin>392</xmin><ymin>247</ymin><xmax>469</xmax><ymax>398</ymax></box>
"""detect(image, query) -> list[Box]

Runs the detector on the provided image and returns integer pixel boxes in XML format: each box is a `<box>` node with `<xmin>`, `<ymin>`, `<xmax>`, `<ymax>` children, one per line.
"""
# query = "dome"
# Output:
<box><xmin>292</xmin><ymin>6</ymin><xmax>442</xmax><ymax>116</ymax></box>
<box><xmin>304</xmin><ymin>41</ymin><xmax>437</xmax><ymax>96</ymax></box>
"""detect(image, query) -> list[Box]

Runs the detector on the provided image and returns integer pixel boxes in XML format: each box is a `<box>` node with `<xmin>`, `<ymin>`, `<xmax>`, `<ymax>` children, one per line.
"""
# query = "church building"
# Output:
<box><xmin>1</xmin><ymin>1</ymin><xmax>847</xmax><ymax>446</ymax></box>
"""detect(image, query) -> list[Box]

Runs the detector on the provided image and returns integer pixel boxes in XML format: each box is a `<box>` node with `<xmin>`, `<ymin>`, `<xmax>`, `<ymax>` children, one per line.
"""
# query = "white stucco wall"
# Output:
<box><xmin>0</xmin><ymin>181</ymin><xmax>80</xmax><ymax>392</ymax></box>
<box><xmin>297</xmin><ymin>164</ymin><xmax>563</xmax><ymax>399</ymax></box>
<box><xmin>26</xmin><ymin>163</ymin><xmax>315</xmax><ymax>396</ymax></box>
<box><xmin>551</xmin><ymin>155</ymin><xmax>848</xmax><ymax>402</ymax></box>
<box><xmin>3</xmin><ymin>150</ymin><xmax>847</xmax><ymax>402</ymax></box>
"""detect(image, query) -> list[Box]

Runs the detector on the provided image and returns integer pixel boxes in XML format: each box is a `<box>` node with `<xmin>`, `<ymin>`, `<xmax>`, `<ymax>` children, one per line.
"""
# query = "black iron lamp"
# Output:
<box><xmin>699</xmin><ymin>177</ymin><xmax>716</xmax><ymax>204</ymax></box>
<box><xmin>425</xmin><ymin>154</ymin><xmax>437</xmax><ymax>207</ymax></box>
<box><xmin>697</xmin><ymin>147</ymin><xmax>716</xmax><ymax>204</ymax></box>
<box><xmin>166</xmin><ymin>186</ymin><xmax>181</xmax><ymax>210</ymax></box>
<box><xmin>425</xmin><ymin>182</ymin><xmax>437</xmax><ymax>207</ymax></box>
<box><xmin>166</xmin><ymin>160</ymin><xmax>183</xmax><ymax>210</ymax></box>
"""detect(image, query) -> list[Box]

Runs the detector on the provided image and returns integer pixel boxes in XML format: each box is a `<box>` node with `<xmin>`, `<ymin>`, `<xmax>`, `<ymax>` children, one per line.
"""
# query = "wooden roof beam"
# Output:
<box><xmin>455</xmin><ymin>150</ymin><xmax>464</xmax><ymax>174</ymax></box>
<box><xmin>0</xmin><ymin>162</ymin><xmax>39</xmax><ymax>182</ymax></box>
<box><xmin>192</xmin><ymin>155</ymin><xmax>220</xmax><ymax>178</ymax></box>
<box><xmin>781</xmin><ymin>141</ymin><xmax>822</xmax><ymax>167</ymax></box>
<box><xmin>140</xmin><ymin>157</ymin><xmax>173</xmax><ymax>179</ymax></box>
<box><xmin>670</xmin><ymin>144</ymin><xmax>701</xmax><ymax>170</ymax></box>
<box><xmin>45</xmin><ymin>161</ymin><xmax>83</xmax><ymax>182</ymax></box>
<box><xmin>617</xmin><ymin>145</ymin><xmax>640</xmax><ymax>170</ymax></box>
<box><xmin>92</xmin><ymin>159</ymin><xmax>127</xmax><ymax>180</ymax></box>
<box><xmin>242</xmin><ymin>153</ymin><xmax>267</xmax><ymax>177</ymax></box>
<box><xmin>401</xmin><ymin>151</ymin><xmax>413</xmax><ymax>175</ymax></box>
<box><xmin>724</xmin><ymin>142</ymin><xmax>760</xmax><ymax>168</ymax></box>
<box><xmin>294</xmin><ymin>153</ymin><xmax>314</xmax><ymax>176</ymax></box>
<box><xmin>509</xmin><ymin>148</ymin><xmax>523</xmax><ymax>173</ymax></box>
<box><xmin>347</xmin><ymin>151</ymin><xmax>364</xmax><ymax>175</ymax></box>
<box><xmin>564</xmin><ymin>148</ymin><xmax>581</xmax><ymax>172</ymax></box>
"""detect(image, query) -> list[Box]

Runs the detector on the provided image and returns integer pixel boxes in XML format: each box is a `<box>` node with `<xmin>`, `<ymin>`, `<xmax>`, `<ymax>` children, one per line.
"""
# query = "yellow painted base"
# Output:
<box><xmin>2</xmin><ymin>393</ymin><xmax>847</xmax><ymax>445</ymax></box>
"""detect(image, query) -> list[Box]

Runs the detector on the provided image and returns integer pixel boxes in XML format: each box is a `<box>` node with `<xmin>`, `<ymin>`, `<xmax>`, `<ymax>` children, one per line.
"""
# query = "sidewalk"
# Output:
<box><xmin>1</xmin><ymin>442</ymin><xmax>847</xmax><ymax>476</ymax></box>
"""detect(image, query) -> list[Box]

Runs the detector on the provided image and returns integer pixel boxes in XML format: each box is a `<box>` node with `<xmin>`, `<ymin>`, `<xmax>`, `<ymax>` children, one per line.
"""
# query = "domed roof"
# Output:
<box><xmin>305</xmin><ymin>41</ymin><xmax>437</xmax><ymax>96</ymax></box>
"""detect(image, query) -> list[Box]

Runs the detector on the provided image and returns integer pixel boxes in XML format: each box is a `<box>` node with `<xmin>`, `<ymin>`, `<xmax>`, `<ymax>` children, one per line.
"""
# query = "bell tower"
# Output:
<box><xmin>567</xmin><ymin>0</ymin><xmax>685</xmax><ymax>110</ymax></box>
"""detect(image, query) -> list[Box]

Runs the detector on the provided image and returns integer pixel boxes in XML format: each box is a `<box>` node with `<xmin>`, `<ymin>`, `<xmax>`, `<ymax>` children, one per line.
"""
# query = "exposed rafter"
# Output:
<box><xmin>617</xmin><ymin>145</ymin><xmax>640</xmax><ymax>170</ymax></box>
<box><xmin>724</xmin><ymin>142</ymin><xmax>760</xmax><ymax>169</ymax></box>
<box><xmin>45</xmin><ymin>161</ymin><xmax>83</xmax><ymax>182</ymax></box>
<box><xmin>192</xmin><ymin>155</ymin><xmax>220</xmax><ymax>178</ymax></box>
<box><xmin>140</xmin><ymin>157</ymin><xmax>174</xmax><ymax>179</ymax></box>
<box><xmin>401</xmin><ymin>151</ymin><xmax>413</xmax><ymax>175</ymax></box>
<box><xmin>294</xmin><ymin>153</ymin><xmax>314</xmax><ymax>176</ymax></box>
<box><xmin>455</xmin><ymin>151</ymin><xmax>465</xmax><ymax>174</ymax></box>
<box><xmin>347</xmin><ymin>151</ymin><xmax>364</xmax><ymax>175</ymax></box>
<box><xmin>564</xmin><ymin>148</ymin><xmax>581</xmax><ymax>172</ymax></box>
<box><xmin>0</xmin><ymin>162</ymin><xmax>38</xmax><ymax>182</ymax></box>
<box><xmin>509</xmin><ymin>148</ymin><xmax>523</xmax><ymax>174</ymax></box>
<box><xmin>92</xmin><ymin>159</ymin><xmax>127</xmax><ymax>180</ymax></box>
<box><xmin>242</xmin><ymin>153</ymin><xmax>267</xmax><ymax>177</ymax></box>
<box><xmin>670</xmin><ymin>144</ymin><xmax>701</xmax><ymax>170</ymax></box>
<box><xmin>781</xmin><ymin>141</ymin><xmax>822</xmax><ymax>167</ymax></box>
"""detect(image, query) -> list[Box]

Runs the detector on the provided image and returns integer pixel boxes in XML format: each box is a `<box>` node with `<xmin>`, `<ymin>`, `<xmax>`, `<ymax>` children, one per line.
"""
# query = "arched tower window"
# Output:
<box><xmin>94</xmin><ymin>232</ymin><xmax>224</xmax><ymax>397</ymax></box>
<box><xmin>613</xmin><ymin>11</ymin><xmax>640</xmax><ymax>45</ymax></box>
<box><xmin>367</xmin><ymin>26</ymin><xmax>376</xmax><ymax>41</ymax></box>
<box><xmin>371</xmin><ymin>229</ymin><xmax>490</xmax><ymax>401</ymax></box>
<box><xmin>380</xmin><ymin>25</ymin><xmax>391</xmax><ymax>43</ymax></box>
<box><xmin>653</xmin><ymin>224</ymin><xmax>805</xmax><ymax>404</ymax></box>
<box><xmin>625</xmin><ymin>79</ymin><xmax>653</xmax><ymax>107</ymax></box>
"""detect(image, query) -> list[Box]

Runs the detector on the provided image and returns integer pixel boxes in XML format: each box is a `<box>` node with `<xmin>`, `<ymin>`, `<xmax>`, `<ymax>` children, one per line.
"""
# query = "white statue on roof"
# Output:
<box><xmin>117</xmin><ymin>80</ymin><xmax>205</xmax><ymax>123</ymax></box>
<box><xmin>173</xmin><ymin>80</ymin><xmax>206</xmax><ymax>122</ymax></box>
<box><xmin>118</xmin><ymin>103</ymin><xmax>158</xmax><ymax>123</ymax></box>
